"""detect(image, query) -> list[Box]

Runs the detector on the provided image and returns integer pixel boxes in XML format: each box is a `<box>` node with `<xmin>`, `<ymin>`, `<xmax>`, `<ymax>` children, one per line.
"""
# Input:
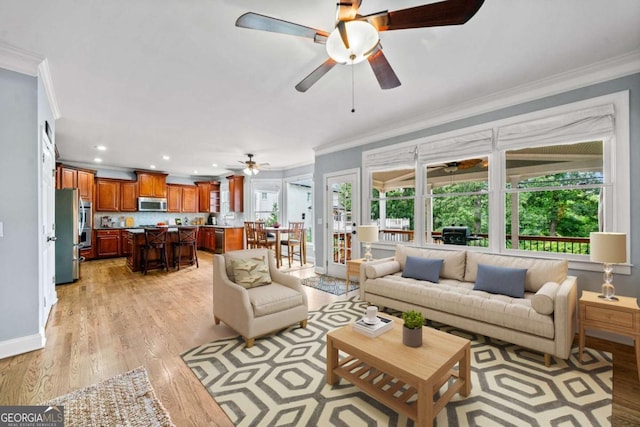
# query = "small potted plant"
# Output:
<box><xmin>402</xmin><ymin>310</ymin><xmax>425</xmax><ymax>347</ymax></box>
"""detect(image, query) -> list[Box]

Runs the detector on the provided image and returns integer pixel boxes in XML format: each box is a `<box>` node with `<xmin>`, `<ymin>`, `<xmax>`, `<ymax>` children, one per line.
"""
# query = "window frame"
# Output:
<box><xmin>361</xmin><ymin>91</ymin><xmax>630</xmax><ymax>273</ymax></box>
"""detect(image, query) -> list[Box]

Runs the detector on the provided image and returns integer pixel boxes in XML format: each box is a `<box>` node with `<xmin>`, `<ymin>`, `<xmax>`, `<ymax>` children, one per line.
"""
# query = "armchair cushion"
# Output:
<box><xmin>248</xmin><ymin>283</ymin><xmax>306</xmax><ymax>317</ymax></box>
<box><xmin>230</xmin><ymin>256</ymin><xmax>272</xmax><ymax>288</ymax></box>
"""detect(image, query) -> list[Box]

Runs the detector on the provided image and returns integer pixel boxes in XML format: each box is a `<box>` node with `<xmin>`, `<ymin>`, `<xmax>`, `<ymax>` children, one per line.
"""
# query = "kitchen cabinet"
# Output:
<box><xmin>227</xmin><ymin>175</ymin><xmax>244</xmax><ymax>212</ymax></box>
<box><xmin>58</xmin><ymin>166</ymin><xmax>77</xmax><ymax>189</ymax></box>
<box><xmin>80</xmin><ymin>247</ymin><xmax>94</xmax><ymax>261</ymax></box>
<box><xmin>120</xmin><ymin>181</ymin><xmax>138</xmax><ymax>212</ymax></box>
<box><xmin>167</xmin><ymin>184</ymin><xmax>199</xmax><ymax>213</ymax></box>
<box><xmin>202</xmin><ymin>227</ymin><xmax>216</xmax><ymax>251</ymax></box>
<box><xmin>56</xmin><ymin>165</ymin><xmax>94</xmax><ymax>202</ymax></box>
<box><xmin>215</xmin><ymin>227</ymin><xmax>244</xmax><ymax>253</ymax></box>
<box><xmin>195</xmin><ymin>181</ymin><xmax>220</xmax><ymax>213</ymax></box>
<box><xmin>95</xmin><ymin>229</ymin><xmax>121</xmax><ymax>258</ymax></box>
<box><xmin>167</xmin><ymin>185</ymin><xmax>181</xmax><ymax>212</ymax></box>
<box><xmin>136</xmin><ymin>171</ymin><xmax>167</xmax><ymax>198</ymax></box>
<box><xmin>182</xmin><ymin>186</ymin><xmax>198</xmax><ymax>212</ymax></box>
<box><xmin>77</xmin><ymin>170</ymin><xmax>94</xmax><ymax>201</ymax></box>
<box><xmin>120</xmin><ymin>229</ymin><xmax>131</xmax><ymax>256</ymax></box>
<box><xmin>95</xmin><ymin>179</ymin><xmax>121</xmax><ymax>212</ymax></box>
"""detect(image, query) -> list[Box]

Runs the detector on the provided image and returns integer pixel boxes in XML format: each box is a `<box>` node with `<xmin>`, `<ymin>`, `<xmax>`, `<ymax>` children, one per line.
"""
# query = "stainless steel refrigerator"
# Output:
<box><xmin>55</xmin><ymin>188</ymin><xmax>81</xmax><ymax>284</ymax></box>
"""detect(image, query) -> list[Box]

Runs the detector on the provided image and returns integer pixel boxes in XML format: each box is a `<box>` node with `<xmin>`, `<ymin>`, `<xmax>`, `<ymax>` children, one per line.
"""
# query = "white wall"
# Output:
<box><xmin>0</xmin><ymin>67</ymin><xmax>42</xmax><ymax>356</ymax></box>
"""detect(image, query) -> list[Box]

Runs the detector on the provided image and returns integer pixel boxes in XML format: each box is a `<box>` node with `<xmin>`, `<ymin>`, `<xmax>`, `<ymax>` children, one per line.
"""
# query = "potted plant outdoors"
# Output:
<box><xmin>266</xmin><ymin>202</ymin><xmax>280</xmax><ymax>228</ymax></box>
<box><xmin>401</xmin><ymin>310</ymin><xmax>425</xmax><ymax>347</ymax></box>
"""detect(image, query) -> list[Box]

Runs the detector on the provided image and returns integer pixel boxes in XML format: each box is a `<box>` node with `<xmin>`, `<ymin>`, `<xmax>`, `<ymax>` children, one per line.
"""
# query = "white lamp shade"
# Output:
<box><xmin>357</xmin><ymin>225</ymin><xmax>379</xmax><ymax>243</ymax></box>
<box><xmin>590</xmin><ymin>232</ymin><xmax>626</xmax><ymax>263</ymax></box>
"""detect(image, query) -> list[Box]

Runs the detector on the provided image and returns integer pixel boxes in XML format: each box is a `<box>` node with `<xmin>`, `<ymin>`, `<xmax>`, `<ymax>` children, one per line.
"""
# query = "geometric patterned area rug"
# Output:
<box><xmin>181</xmin><ymin>298</ymin><xmax>612</xmax><ymax>427</ymax></box>
<box><xmin>300</xmin><ymin>274</ymin><xmax>358</xmax><ymax>296</ymax></box>
<box><xmin>42</xmin><ymin>366</ymin><xmax>175</xmax><ymax>427</ymax></box>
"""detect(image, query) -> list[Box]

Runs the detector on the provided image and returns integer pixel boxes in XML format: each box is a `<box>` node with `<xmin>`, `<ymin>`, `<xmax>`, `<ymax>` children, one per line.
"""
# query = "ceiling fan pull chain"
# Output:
<box><xmin>351</xmin><ymin>59</ymin><xmax>356</xmax><ymax>113</ymax></box>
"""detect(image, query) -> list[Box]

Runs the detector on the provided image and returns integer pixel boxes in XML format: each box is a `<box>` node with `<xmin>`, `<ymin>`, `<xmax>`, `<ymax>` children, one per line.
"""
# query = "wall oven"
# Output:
<box><xmin>79</xmin><ymin>200</ymin><xmax>92</xmax><ymax>249</ymax></box>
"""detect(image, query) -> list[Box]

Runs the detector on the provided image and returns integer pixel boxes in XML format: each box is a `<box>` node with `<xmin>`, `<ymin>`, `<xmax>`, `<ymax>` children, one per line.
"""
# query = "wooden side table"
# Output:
<box><xmin>345</xmin><ymin>258</ymin><xmax>367</xmax><ymax>296</ymax></box>
<box><xmin>579</xmin><ymin>290</ymin><xmax>640</xmax><ymax>380</ymax></box>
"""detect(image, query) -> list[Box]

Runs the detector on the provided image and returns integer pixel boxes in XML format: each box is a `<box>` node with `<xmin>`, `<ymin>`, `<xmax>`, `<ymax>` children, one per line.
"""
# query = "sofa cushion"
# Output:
<box><xmin>401</xmin><ymin>256</ymin><xmax>443</xmax><ymax>283</ymax></box>
<box><xmin>531</xmin><ymin>282</ymin><xmax>560</xmax><ymax>315</ymax></box>
<box><xmin>364</xmin><ymin>276</ymin><xmax>554</xmax><ymax>338</ymax></box>
<box><xmin>395</xmin><ymin>245</ymin><xmax>466</xmax><ymax>281</ymax></box>
<box><xmin>464</xmin><ymin>252</ymin><xmax>568</xmax><ymax>292</ymax></box>
<box><xmin>248</xmin><ymin>283</ymin><xmax>304</xmax><ymax>317</ymax></box>
<box><xmin>365</xmin><ymin>260</ymin><xmax>401</xmax><ymax>279</ymax></box>
<box><xmin>230</xmin><ymin>256</ymin><xmax>272</xmax><ymax>288</ymax></box>
<box><xmin>224</xmin><ymin>248</ymin><xmax>271</xmax><ymax>282</ymax></box>
<box><xmin>473</xmin><ymin>264</ymin><xmax>527</xmax><ymax>298</ymax></box>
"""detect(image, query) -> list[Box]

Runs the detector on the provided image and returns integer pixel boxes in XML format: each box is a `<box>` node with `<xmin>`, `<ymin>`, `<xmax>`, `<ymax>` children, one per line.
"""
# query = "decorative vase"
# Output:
<box><xmin>403</xmin><ymin>326</ymin><xmax>423</xmax><ymax>347</ymax></box>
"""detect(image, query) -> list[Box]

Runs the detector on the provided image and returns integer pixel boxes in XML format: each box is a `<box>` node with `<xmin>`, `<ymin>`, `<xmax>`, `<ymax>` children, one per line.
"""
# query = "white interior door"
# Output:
<box><xmin>40</xmin><ymin>126</ymin><xmax>57</xmax><ymax>329</ymax></box>
<box><xmin>326</xmin><ymin>171</ymin><xmax>359</xmax><ymax>278</ymax></box>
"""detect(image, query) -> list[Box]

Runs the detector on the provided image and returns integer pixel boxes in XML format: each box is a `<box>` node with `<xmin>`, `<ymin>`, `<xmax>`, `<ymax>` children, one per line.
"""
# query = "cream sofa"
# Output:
<box><xmin>359</xmin><ymin>245</ymin><xmax>578</xmax><ymax>365</ymax></box>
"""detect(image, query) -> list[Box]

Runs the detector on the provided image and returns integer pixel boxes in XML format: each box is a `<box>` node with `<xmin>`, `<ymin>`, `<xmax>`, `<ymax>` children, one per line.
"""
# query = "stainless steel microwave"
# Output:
<box><xmin>138</xmin><ymin>197</ymin><xmax>167</xmax><ymax>212</ymax></box>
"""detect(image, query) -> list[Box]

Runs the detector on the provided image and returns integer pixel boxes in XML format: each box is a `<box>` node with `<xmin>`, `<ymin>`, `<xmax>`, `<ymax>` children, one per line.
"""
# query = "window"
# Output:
<box><xmin>425</xmin><ymin>157</ymin><xmax>489</xmax><ymax>247</ymax></box>
<box><xmin>362</xmin><ymin>92</ymin><xmax>629</xmax><ymax>269</ymax></box>
<box><xmin>371</xmin><ymin>168</ymin><xmax>415</xmax><ymax>242</ymax></box>
<box><xmin>504</xmin><ymin>141</ymin><xmax>603</xmax><ymax>254</ymax></box>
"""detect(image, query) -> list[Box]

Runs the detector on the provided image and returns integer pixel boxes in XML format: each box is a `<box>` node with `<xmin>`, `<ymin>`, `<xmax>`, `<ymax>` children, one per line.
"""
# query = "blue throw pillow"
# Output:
<box><xmin>473</xmin><ymin>264</ymin><xmax>527</xmax><ymax>298</ymax></box>
<box><xmin>401</xmin><ymin>256</ymin><xmax>443</xmax><ymax>283</ymax></box>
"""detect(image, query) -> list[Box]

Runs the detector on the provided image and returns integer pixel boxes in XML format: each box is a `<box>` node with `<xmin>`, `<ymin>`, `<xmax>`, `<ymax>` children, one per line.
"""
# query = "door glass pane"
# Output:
<box><xmin>331</xmin><ymin>182</ymin><xmax>352</xmax><ymax>264</ymax></box>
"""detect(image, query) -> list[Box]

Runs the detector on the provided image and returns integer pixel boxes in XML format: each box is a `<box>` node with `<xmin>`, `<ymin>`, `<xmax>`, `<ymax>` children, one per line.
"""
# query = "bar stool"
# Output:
<box><xmin>173</xmin><ymin>226</ymin><xmax>199</xmax><ymax>270</ymax></box>
<box><xmin>142</xmin><ymin>227</ymin><xmax>169</xmax><ymax>274</ymax></box>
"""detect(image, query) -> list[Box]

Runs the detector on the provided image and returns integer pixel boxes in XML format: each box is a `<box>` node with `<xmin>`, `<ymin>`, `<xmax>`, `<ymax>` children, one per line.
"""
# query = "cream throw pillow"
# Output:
<box><xmin>230</xmin><ymin>256</ymin><xmax>272</xmax><ymax>289</ymax></box>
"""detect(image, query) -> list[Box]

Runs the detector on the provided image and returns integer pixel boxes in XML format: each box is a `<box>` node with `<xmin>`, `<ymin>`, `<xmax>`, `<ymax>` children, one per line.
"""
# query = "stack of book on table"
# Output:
<box><xmin>352</xmin><ymin>315</ymin><xmax>394</xmax><ymax>338</ymax></box>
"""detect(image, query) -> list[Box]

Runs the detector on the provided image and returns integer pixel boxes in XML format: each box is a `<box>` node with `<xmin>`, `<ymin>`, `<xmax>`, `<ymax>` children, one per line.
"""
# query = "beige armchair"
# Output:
<box><xmin>212</xmin><ymin>248</ymin><xmax>308</xmax><ymax>347</ymax></box>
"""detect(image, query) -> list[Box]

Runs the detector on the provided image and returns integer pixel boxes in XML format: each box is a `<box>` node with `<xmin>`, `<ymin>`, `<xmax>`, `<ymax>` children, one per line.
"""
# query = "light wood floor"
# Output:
<box><xmin>0</xmin><ymin>252</ymin><xmax>638</xmax><ymax>426</ymax></box>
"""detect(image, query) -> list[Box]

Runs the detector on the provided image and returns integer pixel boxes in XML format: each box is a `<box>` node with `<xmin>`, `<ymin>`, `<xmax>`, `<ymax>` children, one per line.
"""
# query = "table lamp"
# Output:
<box><xmin>357</xmin><ymin>225</ymin><xmax>379</xmax><ymax>262</ymax></box>
<box><xmin>590</xmin><ymin>232</ymin><xmax>627</xmax><ymax>301</ymax></box>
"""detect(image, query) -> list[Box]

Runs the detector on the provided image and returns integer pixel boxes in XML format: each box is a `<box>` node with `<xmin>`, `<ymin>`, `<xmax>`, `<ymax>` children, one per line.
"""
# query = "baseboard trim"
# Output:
<box><xmin>0</xmin><ymin>332</ymin><xmax>46</xmax><ymax>360</ymax></box>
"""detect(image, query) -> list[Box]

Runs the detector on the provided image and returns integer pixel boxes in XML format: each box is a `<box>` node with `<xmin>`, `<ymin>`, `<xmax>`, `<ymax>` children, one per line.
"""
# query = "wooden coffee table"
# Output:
<box><xmin>326</xmin><ymin>315</ymin><xmax>471</xmax><ymax>427</ymax></box>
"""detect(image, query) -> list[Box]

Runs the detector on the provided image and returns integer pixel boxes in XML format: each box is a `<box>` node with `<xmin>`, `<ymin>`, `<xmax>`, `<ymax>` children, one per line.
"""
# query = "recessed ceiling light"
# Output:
<box><xmin>212</xmin><ymin>163</ymin><xmax>218</xmax><ymax>167</ymax></box>
<box><xmin>193</xmin><ymin>170</ymin><xmax>198</xmax><ymax>174</ymax></box>
<box><xmin>96</xmin><ymin>145</ymin><xmax>107</xmax><ymax>151</ymax></box>
<box><xmin>150</xmin><ymin>165</ymin><xmax>156</xmax><ymax>169</ymax></box>
<box><xmin>94</xmin><ymin>158</ymin><xmax>103</xmax><ymax>163</ymax></box>
<box><xmin>162</xmin><ymin>155</ymin><xmax>170</xmax><ymax>160</ymax></box>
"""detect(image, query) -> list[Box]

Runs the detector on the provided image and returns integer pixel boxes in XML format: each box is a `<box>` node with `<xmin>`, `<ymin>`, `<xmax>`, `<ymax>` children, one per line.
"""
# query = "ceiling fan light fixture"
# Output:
<box><xmin>243</xmin><ymin>166</ymin><xmax>259</xmax><ymax>176</ymax></box>
<box><xmin>326</xmin><ymin>21</ymin><xmax>379</xmax><ymax>64</ymax></box>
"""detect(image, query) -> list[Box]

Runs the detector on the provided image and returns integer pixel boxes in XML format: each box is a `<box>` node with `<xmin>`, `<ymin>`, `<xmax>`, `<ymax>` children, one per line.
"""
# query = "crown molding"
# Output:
<box><xmin>314</xmin><ymin>50</ymin><xmax>640</xmax><ymax>156</ymax></box>
<box><xmin>0</xmin><ymin>41</ymin><xmax>42</xmax><ymax>76</ymax></box>
<box><xmin>0</xmin><ymin>41</ymin><xmax>61</xmax><ymax>119</ymax></box>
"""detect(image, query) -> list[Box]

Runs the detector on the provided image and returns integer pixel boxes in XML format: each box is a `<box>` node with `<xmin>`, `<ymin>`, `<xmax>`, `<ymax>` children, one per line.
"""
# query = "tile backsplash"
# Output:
<box><xmin>93</xmin><ymin>211</ymin><xmax>244</xmax><ymax>227</ymax></box>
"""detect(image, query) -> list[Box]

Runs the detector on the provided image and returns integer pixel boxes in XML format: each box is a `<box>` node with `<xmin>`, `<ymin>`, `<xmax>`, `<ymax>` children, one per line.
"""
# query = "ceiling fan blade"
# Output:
<box><xmin>236</xmin><ymin>12</ymin><xmax>329</xmax><ymax>40</ymax></box>
<box><xmin>366</xmin><ymin>0</ymin><xmax>484</xmax><ymax>32</ymax></box>
<box><xmin>295</xmin><ymin>58</ymin><xmax>337</xmax><ymax>92</ymax></box>
<box><xmin>337</xmin><ymin>21</ymin><xmax>350</xmax><ymax>49</ymax></box>
<box><xmin>368</xmin><ymin>47</ymin><xmax>401</xmax><ymax>90</ymax></box>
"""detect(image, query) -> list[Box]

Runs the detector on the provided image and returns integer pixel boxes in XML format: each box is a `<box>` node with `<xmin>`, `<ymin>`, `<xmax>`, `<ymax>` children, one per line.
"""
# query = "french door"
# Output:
<box><xmin>325</xmin><ymin>170</ymin><xmax>360</xmax><ymax>278</ymax></box>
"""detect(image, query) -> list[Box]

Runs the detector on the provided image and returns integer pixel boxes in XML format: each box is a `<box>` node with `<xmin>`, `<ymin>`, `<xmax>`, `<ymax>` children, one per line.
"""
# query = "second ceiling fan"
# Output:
<box><xmin>236</xmin><ymin>0</ymin><xmax>484</xmax><ymax>92</ymax></box>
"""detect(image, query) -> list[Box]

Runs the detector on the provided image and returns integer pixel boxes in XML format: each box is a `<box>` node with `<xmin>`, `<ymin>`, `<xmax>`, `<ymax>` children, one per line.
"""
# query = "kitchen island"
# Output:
<box><xmin>124</xmin><ymin>226</ymin><xmax>244</xmax><ymax>272</ymax></box>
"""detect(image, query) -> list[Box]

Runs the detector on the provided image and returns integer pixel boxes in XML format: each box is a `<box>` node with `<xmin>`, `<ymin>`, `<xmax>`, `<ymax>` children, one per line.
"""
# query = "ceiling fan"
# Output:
<box><xmin>239</xmin><ymin>154</ymin><xmax>269</xmax><ymax>176</ymax></box>
<box><xmin>429</xmin><ymin>158</ymin><xmax>484</xmax><ymax>173</ymax></box>
<box><xmin>236</xmin><ymin>0</ymin><xmax>484</xmax><ymax>92</ymax></box>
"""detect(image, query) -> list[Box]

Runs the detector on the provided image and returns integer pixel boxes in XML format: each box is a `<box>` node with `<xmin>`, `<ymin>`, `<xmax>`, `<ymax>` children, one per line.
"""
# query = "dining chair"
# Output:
<box><xmin>280</xmin><ymin>221</ymin><xmax>305</xmax><ymax>268</ymax></box>
<box><xmin>255</xmin><ymin>221</ymin><xmax>276</xmax><ymax>251</ymax></box>
<box><xmin>244</xmin><ymin>221</ymin><xmax>258</xmax><ymax>249</ymax></box>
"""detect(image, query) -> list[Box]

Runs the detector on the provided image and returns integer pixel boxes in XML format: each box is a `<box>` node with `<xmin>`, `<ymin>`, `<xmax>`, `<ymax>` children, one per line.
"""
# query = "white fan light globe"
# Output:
<box><xmin>326</xmin><ymin>21</ymin><xmax>379</xmax><ymax>64</ymax></box>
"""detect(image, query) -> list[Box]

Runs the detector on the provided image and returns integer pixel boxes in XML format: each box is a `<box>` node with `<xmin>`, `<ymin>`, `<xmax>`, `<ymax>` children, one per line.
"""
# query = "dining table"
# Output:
<box><xmin>265</xmin><ymin>226</ymin><xmax>306</xmax><ymax>268</ymax></box>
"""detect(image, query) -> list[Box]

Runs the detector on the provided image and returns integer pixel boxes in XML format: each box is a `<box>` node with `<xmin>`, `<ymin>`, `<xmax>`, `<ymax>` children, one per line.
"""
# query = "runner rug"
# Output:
<box><xmin>181</xmin><ymin>298</ymin><xmax>612</xmax><ymax>427</ymax></box>
<box><xmin>301</xmin><ymin>274</ymin><xmax>358</xmax><ymax>296</ymax></box>
<box><xmin>42</xmin><ymin>366</ymin><xmax>175</xmax><ymax>427</ymax></box>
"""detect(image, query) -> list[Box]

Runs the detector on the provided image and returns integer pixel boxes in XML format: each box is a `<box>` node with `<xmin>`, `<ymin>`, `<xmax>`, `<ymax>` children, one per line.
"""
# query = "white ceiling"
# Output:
<box><xmin>1</xmin><ymin>0</ymin><xmax>639</xmax><ymax>177</ymax></box>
